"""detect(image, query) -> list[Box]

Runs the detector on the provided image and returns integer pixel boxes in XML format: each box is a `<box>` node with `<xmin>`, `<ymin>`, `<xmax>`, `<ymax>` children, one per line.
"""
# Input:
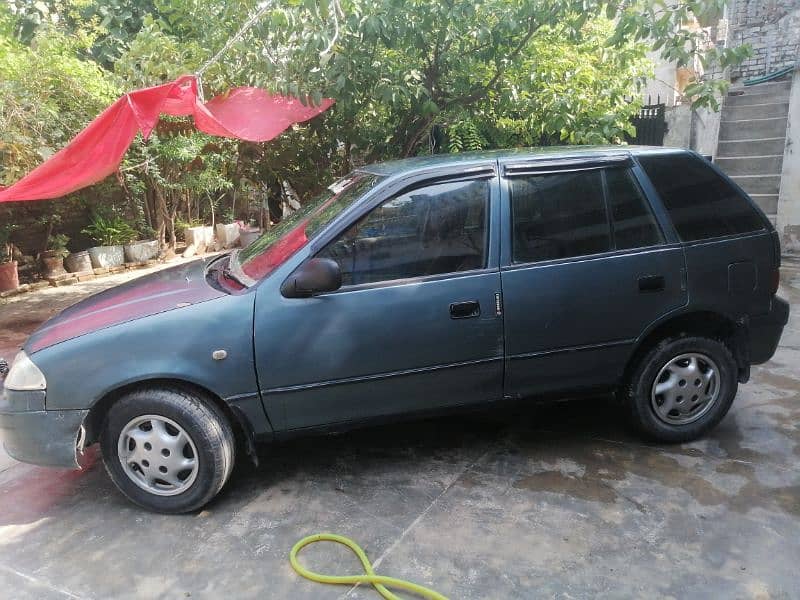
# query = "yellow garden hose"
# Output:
<box><xmin>290</xmin><ymin>533</ymin><xmax>449</xmax><ymax>600</ymax></box>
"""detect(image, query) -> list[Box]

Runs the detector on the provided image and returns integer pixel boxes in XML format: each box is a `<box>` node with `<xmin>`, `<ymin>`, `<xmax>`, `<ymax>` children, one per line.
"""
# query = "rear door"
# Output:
<box><xmin>499</xmin><ymin>155</ymin><xmax>688</xmax><ymax>398</ymax></box>
<box><xmin>636</xmin><ymin>151</ymin><xmax>777</xmax><ymax>320</ymax></box>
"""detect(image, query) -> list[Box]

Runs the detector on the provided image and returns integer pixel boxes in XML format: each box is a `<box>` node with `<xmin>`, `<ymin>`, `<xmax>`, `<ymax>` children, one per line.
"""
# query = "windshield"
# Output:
<box><xmin>230</xmin><ymin>172</ymin><xmax>383</xmax><ymax>285</ymax></box>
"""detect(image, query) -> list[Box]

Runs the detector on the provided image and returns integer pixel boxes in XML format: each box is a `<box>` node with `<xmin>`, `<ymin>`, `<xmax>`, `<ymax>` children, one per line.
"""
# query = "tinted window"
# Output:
<box><xmin>511</xmin><ymin>170</ymin><xmax>610</xmax><ymax>263</ymax></box>
<box><xmin>318</xmin><ymin>179</ymin><xmax>488</xmax><ymax>285</ymax></box>
<box><xmin>638</xmin><ymin>153</ymin><xmax>765</xmax><ymax>241</ymax></box>
<box><xmin>606</xmin><ymin>167</ymin><xmax>664</xmax><ymax>249</ymax></box>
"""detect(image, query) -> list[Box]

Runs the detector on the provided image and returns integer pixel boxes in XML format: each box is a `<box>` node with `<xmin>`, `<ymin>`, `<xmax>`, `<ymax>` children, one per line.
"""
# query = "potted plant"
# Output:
<box><xmin>0</xmin><ymin>224</ymin><xmax>19</xmax><ymax>292</ymax></box>
<box><xmin>82</xmin><ymin>214</ymin><xmax>136</xmax><ymax>269</ymax></box>
<box><xmin>184</xmin><ymin>225</ymin><xmax>215</xmax><ymax>249</ymax></box>
<box><xmin>39</xmin><ymin>233</ymin><xmax>70</xmax><ymax>279</ymax></box>
<box><xmin>123</xmin><ymin>225</ymin><xmax>159</xmax><ymax>263</ymax></box>
<box><xmin>215</xmin><ymin>221</ymin><xmax>241</xmax><ymax>249</ymax></box>
<box><xmin>215</xmin><ymin>208</ymin><xmax>241</xmax><ymax>249</ymax></box>
<box><xmin>64</xmin><ymin>248</ymin><xmax>94</xmax><ymax>274</ymax></box>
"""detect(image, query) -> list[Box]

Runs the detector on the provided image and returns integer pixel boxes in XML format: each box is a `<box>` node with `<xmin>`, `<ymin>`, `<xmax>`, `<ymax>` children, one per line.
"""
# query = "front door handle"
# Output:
<box><xmin>639</xmin><ymin>275</ymin><xmax>666</xmax><ymax>293</ymax></box>
<box><xmin>450</xmin><ymin>300</ymin><xmax>480</xmax><ymax>319</ymax></box>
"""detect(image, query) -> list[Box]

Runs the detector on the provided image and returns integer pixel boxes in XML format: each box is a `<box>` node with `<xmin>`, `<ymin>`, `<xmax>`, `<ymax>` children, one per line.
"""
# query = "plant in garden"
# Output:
<box><xmin>0</xmin><ymin>225</ymin><xmax>18</xmax><ymax>263</ymax></box>
<box><xmin>136</xmin><ymin>224</ymin><xmax>158</xmax><ymax>241</ymax></box>
<box><xmin>47</xmin><ymin>234</ymin><xmax>71</xmax><ymax>255</ymax></box>
<box><xmin>174</xmin><ymin>217</ymin><xmax>203</xmax><ymax>242</ymax></box>
<box><xmin>82</xmin><ymin>213</ymin><xmax>137</xmax><ymax>246</ymax></box>
<box><xmin>35</xmin><ymin>213</ymin><xmax>71</xmax><ymax>254</ymax></box>
<box><xmin>119</xmin><ymin>128</ymin><xmax>237</xmax><ymax>248</ymax></box>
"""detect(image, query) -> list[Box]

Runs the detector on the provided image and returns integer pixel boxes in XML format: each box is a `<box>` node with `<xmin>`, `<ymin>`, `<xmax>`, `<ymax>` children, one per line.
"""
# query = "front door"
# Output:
<box><xmin>255</xmin><ymin>173</ymin><xmax>503</xmax><ymax>431</ymax></box>
<box><xmin>499</xmin><ymin>159</ymin><xmax>688</xmax><ymax>398</ymax></box>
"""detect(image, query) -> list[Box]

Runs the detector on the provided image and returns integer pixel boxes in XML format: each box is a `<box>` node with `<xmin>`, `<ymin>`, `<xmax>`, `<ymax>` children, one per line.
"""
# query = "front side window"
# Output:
<box><xmin>606</xmin><ymin>167</ymin><xmax>664</xmax><ymax>250</ymax></box>
<box><xmin>317</xmin><ymin>179</ymin><xmax>489</xmax><ymax>286</ymax></box>
<box><xmin>638</xmin><ymin>152</ymin><xmax>766</xmax><ymax>241</ymax></box>
<box><xmin>511</xmin><ymin>170</ymin><xmax>611</xmax><ymax>263</ymax></box>
<box><xmin>230</xmin><ymin>172</ymin><xmax>383</xmax><ymax>284</ymax></box>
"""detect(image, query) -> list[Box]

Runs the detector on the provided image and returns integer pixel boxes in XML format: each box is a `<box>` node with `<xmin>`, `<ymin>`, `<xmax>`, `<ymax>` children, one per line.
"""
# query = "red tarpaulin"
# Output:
<box><xmin>0</xmin><ymin>75</ymin><xmax>334</xmax><ymax>203</ymax></box>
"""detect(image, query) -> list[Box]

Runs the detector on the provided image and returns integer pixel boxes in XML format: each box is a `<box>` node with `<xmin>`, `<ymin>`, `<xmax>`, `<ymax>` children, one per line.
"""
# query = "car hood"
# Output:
<box><xmin>26</xmin><ymin>259</ymin><xmax>226</xmax><ymax>353</ymax></box>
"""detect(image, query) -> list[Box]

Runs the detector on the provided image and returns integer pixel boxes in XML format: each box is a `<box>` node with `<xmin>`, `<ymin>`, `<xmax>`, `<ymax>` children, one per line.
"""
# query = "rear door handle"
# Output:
<box><xmin>450</xmin><ymin>300</ymin><xmax>480</xmax><ymax>319</ymax></box>
<box><xmin>638</xmin><ymin>275</ymin><xmax>665</xmax><ymax>293</ymax></box>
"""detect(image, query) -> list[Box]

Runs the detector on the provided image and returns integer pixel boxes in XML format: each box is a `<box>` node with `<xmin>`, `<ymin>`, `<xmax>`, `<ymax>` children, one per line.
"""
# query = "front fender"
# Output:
<box><xmin>28</xmin><ymin>293</ymin><xmax>273</xmax><ymax>436</ymax></box>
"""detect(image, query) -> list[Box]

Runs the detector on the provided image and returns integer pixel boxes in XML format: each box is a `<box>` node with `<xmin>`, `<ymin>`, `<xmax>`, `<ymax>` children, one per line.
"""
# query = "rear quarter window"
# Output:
<box><xmin>638</xmin><ymin>153</ymin><xmax>766</xmax><ymax>242</ymax></box>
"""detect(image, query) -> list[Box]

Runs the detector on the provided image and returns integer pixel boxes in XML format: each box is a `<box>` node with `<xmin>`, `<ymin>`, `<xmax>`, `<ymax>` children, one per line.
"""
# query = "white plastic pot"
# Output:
<box><xmin>88</xmin><ymin>245</ymin><xmax>124</xmax><ymax>268</ymax></box>
<box><xmin>184</xmin><ymin>226</ymin><xmax>214</xmax><ymax>248</ymax></box>
<box><xmin>215</xmin><ymin>223</ymin><xmax>241</xmax><ymax>249</ymax></box>
<box><xmin>124</xmin><ymin>240</ymin><xmax>159</xmax><ymax>263</ymax></box>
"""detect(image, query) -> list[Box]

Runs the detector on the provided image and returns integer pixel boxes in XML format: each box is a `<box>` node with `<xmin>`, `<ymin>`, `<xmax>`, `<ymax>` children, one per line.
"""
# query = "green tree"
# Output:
<box><xmin>7</xmin><ymin>0</ymin><xmax>156</xmax><ymax>66</ymax></box>
<box><xmin>447</xmin><ymin>17</ymin><xmax>652</xmax><ymax>149</ymax></box>
<box><xmin>0</xmin><ymin>7</ymin><xmax>119</xmax><ymax>184</ymax></box>
<box><xmin>126</xmin><ymin>0</ymin><xmax>745</xmax><ymax>166</ymax></box>
<box><xmin>1</xmin><ymin>0</ymin><xmax>751</xmax><ymax>249</ymax></box>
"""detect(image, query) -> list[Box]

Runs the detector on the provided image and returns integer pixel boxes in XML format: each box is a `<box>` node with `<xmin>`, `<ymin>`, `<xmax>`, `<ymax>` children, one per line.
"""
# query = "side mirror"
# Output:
<box><xmin>281</xmin><ymin>258</ymin><xmax>342</xmax><ymax>298</ymax></box>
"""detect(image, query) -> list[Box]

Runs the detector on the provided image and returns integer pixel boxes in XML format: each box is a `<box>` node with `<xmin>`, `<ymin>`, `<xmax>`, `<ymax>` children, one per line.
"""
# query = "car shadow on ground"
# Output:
<box><xmin>218</xmin><ymin>395</ymin><xmax>675</xmax><ymax>508</ymax></box>
<box><xmin>1</xmin><ymin>386</ymin><xmax>793</xmax><ymax>528</ymax></box>
<box><xmin>0</xmin><ymin>396</ymin><xmax>629</xmax><ymax>525</ymax></box>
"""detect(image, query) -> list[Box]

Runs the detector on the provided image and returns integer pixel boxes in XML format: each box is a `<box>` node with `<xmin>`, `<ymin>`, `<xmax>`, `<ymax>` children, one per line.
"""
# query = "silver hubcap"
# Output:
<box><xmin>117</xmin><ymin>415</ymin><xmax>199</xmax><ymax>496</ymax></box>
<box><xmin>651</xmin><ymin>352</ymin><xmax>720</xmax><ymax>425</ymax></box>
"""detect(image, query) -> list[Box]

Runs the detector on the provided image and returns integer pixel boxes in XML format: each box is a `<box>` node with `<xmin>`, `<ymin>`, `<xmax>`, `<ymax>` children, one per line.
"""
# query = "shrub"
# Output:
<box><xmin>47</xmin><ymin>233</ymin><xmax>70</xmax><ymax>255</ymax></box>
<box><xmin>82</xmin><ymin>214</ymin><xmax>137</xmax><ymax>246</ymax></box>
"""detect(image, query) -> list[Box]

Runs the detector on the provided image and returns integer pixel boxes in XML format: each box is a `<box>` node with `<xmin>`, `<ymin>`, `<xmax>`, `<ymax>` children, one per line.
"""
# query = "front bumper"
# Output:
<box><xmin>0</xmin><ymin>388</ymin><xmax>87</xmax><ymax>468</ymax></box>
<box><xmin>749</xmin><ymin>296</ymin><xmax>790</xmax><ymax>365</ymax></box>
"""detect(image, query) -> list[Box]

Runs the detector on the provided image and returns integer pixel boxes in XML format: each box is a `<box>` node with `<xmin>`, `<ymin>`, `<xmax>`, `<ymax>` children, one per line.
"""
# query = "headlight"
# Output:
<box><xmin>3</xmin><ymin>351</ymin><xmax>46</xmax><ymax>391</ymax></box>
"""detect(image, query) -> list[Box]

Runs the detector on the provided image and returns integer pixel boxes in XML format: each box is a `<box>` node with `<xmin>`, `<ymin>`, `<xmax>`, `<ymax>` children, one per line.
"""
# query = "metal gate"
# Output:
<box><xmin>626</xmin><ymin>102</ymin><xmax>667</xmax><ymax>146</ymax></box>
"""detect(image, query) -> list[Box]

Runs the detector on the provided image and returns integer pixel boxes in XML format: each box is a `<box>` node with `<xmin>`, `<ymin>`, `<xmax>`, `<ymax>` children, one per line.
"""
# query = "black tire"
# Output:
<box><xmin>625</xmin><ymin>336</ymin><xmax>738</xmax><ymax>443</ymax></box>
<box><xmin>100</xmin><ymin>386</ymin><xmax>235</xmax><ymax>513</ymax></box>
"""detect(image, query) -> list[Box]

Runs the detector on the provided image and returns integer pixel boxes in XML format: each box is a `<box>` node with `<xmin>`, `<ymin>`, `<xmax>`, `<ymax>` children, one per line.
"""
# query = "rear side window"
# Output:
<box><xmin>510</xmin><ymin>170</ymin><xmax>611</xmax><ymax>263</ymax></box>
<box><xmin>638</xmin><ymin>153</ymin><xmax>765</xmax><ymax>241</ymax></box>
<box><xmin>605</xmin><ymin>167</ymin><xmax>664</xmax><ymax>250</ymax></box>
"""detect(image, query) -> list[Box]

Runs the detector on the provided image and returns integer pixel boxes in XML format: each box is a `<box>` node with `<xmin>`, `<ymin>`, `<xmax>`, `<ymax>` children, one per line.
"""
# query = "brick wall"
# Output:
<box><xmin>729</xmin><ymin>0</ymin><xmax>800</xmax><ymax>80</ymax></box>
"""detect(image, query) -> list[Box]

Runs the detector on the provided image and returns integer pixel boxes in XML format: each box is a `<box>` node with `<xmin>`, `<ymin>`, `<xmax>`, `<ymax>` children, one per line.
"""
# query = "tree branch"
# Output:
<box><xmin>444</xmin><ymin>17</ymin><xmax>543</xmax><ymax>109</ymax></box>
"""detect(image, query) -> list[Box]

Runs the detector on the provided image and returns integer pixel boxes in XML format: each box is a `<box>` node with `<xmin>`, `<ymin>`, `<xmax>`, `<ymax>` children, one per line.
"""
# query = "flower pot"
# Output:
<box><xmin>0</xmin><ymin>261</ymin><xmax>19</xmax><ymax>292</ymax></box>
<box><xmin>64</xmin><ymin>250</ymin><xmax>93</xmax><ymax>274</ymax></box>
<box><xmin>215</xmin><ymin>223</ymin><xmax>241</xmax><ymax>249</ymax></box>
<box><xmin>39</xmin><ymin>251</ymin><xmax>67</xmax><ymax>279</ymax></box>
<box><xmin>88</xmin><ymin>245</ymin><xmax>124</xmax><ymax>269</ymax></box>
<box><xmin>239</xmin><ymin>228</ymin><xmax>262</xmax><ymax>248</ymax></box>
<box><xmin>184</xmin><ymin>226</ymin><xmax>214</xmax><ymax>248</ymax></box>
<box><xmin>123</xmin><ymin>240</ymin><xmax>159</xmax><ymax>263</ymax></box>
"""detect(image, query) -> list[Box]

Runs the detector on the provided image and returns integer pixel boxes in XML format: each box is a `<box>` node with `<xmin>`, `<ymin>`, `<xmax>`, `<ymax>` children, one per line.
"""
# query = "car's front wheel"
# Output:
<box><xmin>100</xmin><ymin>386</ymin><xmax>235</xmax><ymax>513</ymax></box>
<box><xmin>625</xmin><ymin>335</ymin><xmax>738</xmax><ymax>443</ymax></box>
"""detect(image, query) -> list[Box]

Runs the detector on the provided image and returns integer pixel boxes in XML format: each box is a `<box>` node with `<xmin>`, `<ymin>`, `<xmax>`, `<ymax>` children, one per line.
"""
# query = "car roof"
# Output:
<box><xmin>358</xmin><ymin>145</ymin><xmax>686</xmax><ymax>176</ymax></box>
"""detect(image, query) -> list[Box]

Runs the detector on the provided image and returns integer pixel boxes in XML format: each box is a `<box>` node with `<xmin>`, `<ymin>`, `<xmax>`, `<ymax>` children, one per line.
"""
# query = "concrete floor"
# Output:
<box><xmin>0</xmin><ymin>260</ymin><xmax>799</xmax><ymax>599</ymax></box>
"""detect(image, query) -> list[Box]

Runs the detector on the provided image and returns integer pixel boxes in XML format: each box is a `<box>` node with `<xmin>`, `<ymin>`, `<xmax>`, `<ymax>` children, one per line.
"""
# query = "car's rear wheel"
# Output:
<box><xmin>625</xmin><ymin>336</ymin><xmax>738</xmax><ymax>443</ymax></box>
<box><xmin>100</xmin><ymin>386</ymin><xmax>235</xmax><ymax>513</ymax></box>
